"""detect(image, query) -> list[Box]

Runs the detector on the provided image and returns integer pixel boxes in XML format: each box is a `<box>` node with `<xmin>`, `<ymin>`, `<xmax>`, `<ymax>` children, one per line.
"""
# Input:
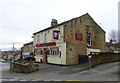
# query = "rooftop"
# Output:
<box><xmin>24</xmin><ymin>41</ymin><xmax>33</xmax><ymax>46</ymax></box>
<box><xmin>33</xmin><ymin>13</ymin><xmax>105</xmax><ymax>35</ymax></box>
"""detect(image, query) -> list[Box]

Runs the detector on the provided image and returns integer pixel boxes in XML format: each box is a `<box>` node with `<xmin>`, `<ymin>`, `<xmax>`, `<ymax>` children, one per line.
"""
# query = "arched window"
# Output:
<box><xmin>87</xmin><ymin>33</ymin><xmax>92</xmax><ymax>47</ymax></box>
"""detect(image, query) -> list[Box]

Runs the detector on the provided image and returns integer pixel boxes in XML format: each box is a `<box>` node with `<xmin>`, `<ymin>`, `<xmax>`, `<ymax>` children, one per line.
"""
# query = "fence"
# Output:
<box><xmin>88</xmin><ymin>53</ymin><xmax>120</xmax><ymax>68</ymax></box>
<box><xmin>78</xmin><ymin>55</ymin><xmax>88</xmax><ymax>64</ymax></box>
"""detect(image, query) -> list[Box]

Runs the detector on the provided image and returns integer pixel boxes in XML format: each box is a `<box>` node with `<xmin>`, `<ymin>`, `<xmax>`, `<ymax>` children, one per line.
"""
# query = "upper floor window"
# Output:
<box><xmin>35</xmin><ymin>49</ymin><xmax>40</xmax><ymax>55</ymax></box>
<box><xmin>37</xmin><ymin>35</ymin><xmax>40</xmax><ymax>44</ymax></box>
<box><xmin>87</xmin><ymin>33</ymin><xmax>92</xmax><ymax>47</ymax></box>
<box><xmin>44</xmin><ymin>33</ymin><xmax>47</xmax><ymax>41</ymax></box>
<box><xmin>53</xmin><ymin>30</ymin><xmax>60</xmax><ymax>39</ymax></box>
<box><xmin>80</xmin><ymin>18</ymin><xmax>82</xmax><ymax>23</ymax></box>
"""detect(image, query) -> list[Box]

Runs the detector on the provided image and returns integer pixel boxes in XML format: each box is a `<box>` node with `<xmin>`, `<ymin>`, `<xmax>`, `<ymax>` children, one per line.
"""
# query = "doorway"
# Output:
<box><xmin>43</xmin><ymin>48</ymin><xmax>48</xmax><ymax>63</ymax></box>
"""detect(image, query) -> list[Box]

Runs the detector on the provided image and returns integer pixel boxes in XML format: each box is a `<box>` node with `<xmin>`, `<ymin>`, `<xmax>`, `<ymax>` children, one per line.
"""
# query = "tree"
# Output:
<box><xmin>118</xmin><ymin>30</ymin><xmax>120</xmax><ymax>43</ymax></box>
<box><xmin>109</xmin><ymin>29</ymin><xmax>118</xmax><ymax>44</ymax></box>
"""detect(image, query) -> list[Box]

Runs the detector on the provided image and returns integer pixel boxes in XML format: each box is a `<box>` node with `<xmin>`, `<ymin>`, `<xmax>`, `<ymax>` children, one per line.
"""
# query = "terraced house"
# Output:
<box><xmin>33</xmin><ymin>13</ymin><xmax>106</xmax><ymax>65</ymax></box>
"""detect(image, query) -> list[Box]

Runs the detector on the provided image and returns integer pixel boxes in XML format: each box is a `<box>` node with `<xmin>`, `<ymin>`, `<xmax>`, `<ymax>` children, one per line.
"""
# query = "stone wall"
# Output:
<box><xmin>64</xmin><ymin>13</ymin><xmax>106</xmax><ymax>65</ymax></box>
<box><xmin>11</xmin><ymin>62</ymin><xmax>38</xmax><ymax>73</ymax></box>
<box><xmin>88</xmin><ymin>53</ymin><xmax>120</xmax><ymax>68</ymax></box>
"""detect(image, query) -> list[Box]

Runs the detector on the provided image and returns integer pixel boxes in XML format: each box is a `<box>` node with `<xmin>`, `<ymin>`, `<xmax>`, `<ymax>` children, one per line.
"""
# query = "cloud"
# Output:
<box><xmin>0</xmin><ymin>0</ymin><xmax>119</xmax><ymax>50</ymax></box>
<box><xmin>0</xmin><ymin>43</ymin><xmax>22</xmax><ymax>51</ymax></box>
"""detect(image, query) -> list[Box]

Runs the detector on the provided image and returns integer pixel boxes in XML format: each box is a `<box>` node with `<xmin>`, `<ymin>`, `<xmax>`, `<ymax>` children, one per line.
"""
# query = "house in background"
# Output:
<box><xmin>2</xmin><ymin>51</ymin><xmax>20</xmax><ymax>61</ymax></box>
<box><xmin>22</xmin><ymin>41</ymin><xmax>33</xmax><ymax>53</ymax></box>
<box><xmin>21</xmin><ymin>41</ymin><xmax>34</xmax><ymax>58</ymax></box>
<box><xmin>33</xmin><ymin>13</ymin><xmax>106</xmax><ymax>65</ymax></box>
<box><xmin>106</xmin><ymin>40</ymin><xmax>120</xmax><ymax>53</ymax></box>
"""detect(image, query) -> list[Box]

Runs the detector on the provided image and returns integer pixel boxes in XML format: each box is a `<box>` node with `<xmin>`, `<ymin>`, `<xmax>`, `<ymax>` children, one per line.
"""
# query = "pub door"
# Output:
<box><xmin>43</xmin><ymin>49</ymin><xmax>48</xmax><ymax>63</ymax></box>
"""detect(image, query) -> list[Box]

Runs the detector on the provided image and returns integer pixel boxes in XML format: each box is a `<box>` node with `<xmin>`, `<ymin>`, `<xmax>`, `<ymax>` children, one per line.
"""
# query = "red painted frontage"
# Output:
<box><xmin>36</xmin><ymin>42</ymin><xmax>56</xmax><ymax>47</ymax></box>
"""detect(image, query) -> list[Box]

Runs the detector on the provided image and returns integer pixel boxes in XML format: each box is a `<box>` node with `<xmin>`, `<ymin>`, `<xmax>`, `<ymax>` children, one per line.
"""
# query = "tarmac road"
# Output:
<box><xmin>1</xmin><ymin>61</ymin><xmax>120</xmax><ymax>81</ymax></box>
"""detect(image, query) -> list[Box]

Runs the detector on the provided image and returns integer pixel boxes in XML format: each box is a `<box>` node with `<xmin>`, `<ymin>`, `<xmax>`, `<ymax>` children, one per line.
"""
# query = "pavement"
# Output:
<box><xmin>1</xmin><ymin>61</ymin><xmax>120</xmax><ymax>82</ymax></box>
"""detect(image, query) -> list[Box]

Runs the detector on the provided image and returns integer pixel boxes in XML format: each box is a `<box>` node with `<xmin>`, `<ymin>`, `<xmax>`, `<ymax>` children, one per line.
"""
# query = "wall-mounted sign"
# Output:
<box><xmin>75</xmin><ymin>34</ymin><xmax>83</xmax><ymax>40</ymax></box>
<box><xmin>22</xmin><ymin>52</ymin><xmax>30</xmax><ymax>56</ymax></box>
<box><xmin>36</xmin><ymin>42</ymin><xmax>56</xmax><ymax>47</ymax></box>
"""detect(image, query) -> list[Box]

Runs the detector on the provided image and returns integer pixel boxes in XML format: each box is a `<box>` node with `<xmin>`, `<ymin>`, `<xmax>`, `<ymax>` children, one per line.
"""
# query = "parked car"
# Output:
<box><xmin>0</xmin><ymin>59</ymin><xmax>6</xmax><ymax>63</ymax></box>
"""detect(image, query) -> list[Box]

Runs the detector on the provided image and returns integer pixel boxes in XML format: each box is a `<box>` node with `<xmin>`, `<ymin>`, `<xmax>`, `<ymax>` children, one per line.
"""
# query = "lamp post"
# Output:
<box><xmin>10</xmin><ymin>43</ymin><xmax>15</xmax><ymax>72</ymax></box>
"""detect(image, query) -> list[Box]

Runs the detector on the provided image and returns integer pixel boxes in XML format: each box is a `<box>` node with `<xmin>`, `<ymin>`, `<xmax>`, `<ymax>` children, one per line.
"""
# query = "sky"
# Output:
<box><xmin>0</xmin><ymin>0</ymin><xmax>119</xmax><ymax>51</ymax></box>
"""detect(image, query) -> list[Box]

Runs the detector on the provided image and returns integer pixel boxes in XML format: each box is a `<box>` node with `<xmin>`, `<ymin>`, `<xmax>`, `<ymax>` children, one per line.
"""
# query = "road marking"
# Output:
<box><xmin>2</xmin><ymin>76</ymin><xmax>87</xmax><ymax>81</ymax></box>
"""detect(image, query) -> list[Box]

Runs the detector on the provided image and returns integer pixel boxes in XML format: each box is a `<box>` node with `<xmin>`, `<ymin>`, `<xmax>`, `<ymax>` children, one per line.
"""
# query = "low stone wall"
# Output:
<box><xmin>88</xmin><ymin>53</ymin><xmax>120</xmax><ymax>68</ymax></box>
<box><xmin>11</xmin><ymin>62</ymin><xmax>38</xmax><ymax>73</ymax></box>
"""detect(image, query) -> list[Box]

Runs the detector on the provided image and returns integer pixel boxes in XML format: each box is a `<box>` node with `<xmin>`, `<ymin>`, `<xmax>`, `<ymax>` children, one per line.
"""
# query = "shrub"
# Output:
<box><xmin>12</xmin><ymin>62</ymin><xmax>38</xmax><ymax>73</ymax></box>
<box><xmin>24</xmin><ymin>57</ymin><xmax>35</xmax><ymax>61</ymax></box>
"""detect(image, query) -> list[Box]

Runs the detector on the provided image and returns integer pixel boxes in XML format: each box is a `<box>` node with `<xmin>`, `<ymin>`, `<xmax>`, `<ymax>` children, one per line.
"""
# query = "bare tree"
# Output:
<box><xmin>118</xmin><ymin>30</ymin><xmax>120</xmax><ymax>43</ymax></box>
<box><xmin>109</xmin><ymin>29</ymin><xmax>118</xmax><ymax>44</ymax></box>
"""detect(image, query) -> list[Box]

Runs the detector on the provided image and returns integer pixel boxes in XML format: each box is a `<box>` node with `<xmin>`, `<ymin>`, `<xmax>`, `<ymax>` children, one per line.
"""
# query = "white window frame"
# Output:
<box><xmin>50</xmin><ymin>47</ymin><xmax>59</xmax><ymax>56</ymax></box>
<box><xmin>35</xmin><ymin>49</ymin><xmax>40</xmax><ymax>55</ymax></box>
<box><xmin>37</xmin><ymin>35</ymin><xmax>40</xmax><ymax>44</ymax></box>
<box><xmin>87</xmin><ymin>34</ymin><xmax>92</xmax><ymax>47</ymax></box>
<box><xmin>44</xmin><ymin>33</ymin><xmax>47</xmax><ymax>41</ymax></box>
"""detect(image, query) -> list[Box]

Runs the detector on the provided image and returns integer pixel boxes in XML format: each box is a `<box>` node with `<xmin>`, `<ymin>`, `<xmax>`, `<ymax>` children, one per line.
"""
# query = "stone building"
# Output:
<box><xmin>22</xmin><ymin>41</ymin><xmax>33</xmax><ymax>53</ymax></box>
<box><xmin>33</xmin><ymin>13</ymin><xmax>106</xmax><ymax>65</ymax></box>
<box><xmin>21</xmin><ymin>41</ymin><xmax>34</xmax><ymax>58</ymax></box>
<box><xmin>106</xmin><ymin>40</ymin><xmax>120</xmax><ymax>53</ymax></box>
<box><xmin>0</xmin><ymin>50</ymin><xmax>2</xmax><ymax>58</ymax></box>
<box><xmin>2</xmin><ymin>51</ymin><xmax>20</xmax><ymax>61</ymax></box>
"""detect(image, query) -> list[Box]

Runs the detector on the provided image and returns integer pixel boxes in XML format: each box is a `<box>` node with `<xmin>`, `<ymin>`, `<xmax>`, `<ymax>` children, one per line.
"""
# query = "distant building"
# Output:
<box><xmin>106</xmin><ymin>40</ymin><xmax>115</xmax><ymax>52</ymax></box>
<box><xmin>22</xmin><ymin>41</ymin><xmax>33</xmax><ymax>53</ymax></box>
<box><xmin>106</xmin><ymin>40</ymin><xmax>120</xmax><ymax>53</ymax></box>
<box><xmin>2</xmin><ymin>51</ymin><xmax>20</xmax><ymax>61</ymax></box>
<box><xmin>33</xmin><ymin>13</ymin><xmax>106</xmax><ymax>65</ymax></box>
<box><xmin>21</xmin><ymin>41</ymin><xmax>34</xmax><ymax>58</ymax></box>
<box><xmin>0</xmin><ymin>50</ymin><xmax>2</xmax><ymax>58</ymax></box>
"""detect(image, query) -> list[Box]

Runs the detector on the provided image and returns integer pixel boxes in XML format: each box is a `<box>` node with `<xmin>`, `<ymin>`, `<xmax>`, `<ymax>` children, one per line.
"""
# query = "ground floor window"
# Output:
<box><xmin>35</xmin><ymin>49</ymin><xmax>43</xmax><ymax>55</ymax></box>
<box><xmin>50</xmin><ymin>47</ymin><xmax>59</xmax><ymax>56</ymax></box>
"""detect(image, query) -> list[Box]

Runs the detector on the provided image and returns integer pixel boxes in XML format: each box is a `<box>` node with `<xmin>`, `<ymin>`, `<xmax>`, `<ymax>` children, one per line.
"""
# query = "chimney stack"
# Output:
<box><xmin>51</xmin><ymin>19</ymin><xmax>58</xmax><ymax>26</ymax></box>
<box><xmin>110</xmin><ymin>39</ymin><xmax>113</xmax><ymax>44</ymax></box>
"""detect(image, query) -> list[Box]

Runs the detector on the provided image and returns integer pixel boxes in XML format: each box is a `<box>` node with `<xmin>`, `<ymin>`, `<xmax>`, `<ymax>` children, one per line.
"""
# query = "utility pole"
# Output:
<box><xmin>10</xmin><ymin>43</ymin><xmax>15</xmax><ymax>72</ymax></box>
<box><xmin>12</xmin><ymin>43</ymin><xmax>15</xmax><ymax>58</ymax></box>
<box><xmin>13</xmin><ymin>43</ymin><xmax>14</xmax><ymax>52</ymax></box>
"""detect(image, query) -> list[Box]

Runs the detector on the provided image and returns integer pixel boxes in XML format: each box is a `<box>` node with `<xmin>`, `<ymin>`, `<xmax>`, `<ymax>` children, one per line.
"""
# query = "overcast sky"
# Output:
<box><xmin>0</xmin><ymin>0</ymin><xmax>119</xmax><ymax>51</ymax></box>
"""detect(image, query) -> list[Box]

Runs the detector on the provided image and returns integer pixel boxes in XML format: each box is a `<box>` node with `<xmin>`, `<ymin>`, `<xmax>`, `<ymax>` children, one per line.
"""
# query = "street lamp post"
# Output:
<box><xmin>10</xmin><ymin>43</ymin><xmax>15</xmax><ymax>72</ymax></box>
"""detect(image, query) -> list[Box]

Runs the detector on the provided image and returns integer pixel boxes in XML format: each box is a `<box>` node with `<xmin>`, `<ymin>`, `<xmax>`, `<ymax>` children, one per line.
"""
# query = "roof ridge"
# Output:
<box><xmin>33</xmin><ymin>13</ymin><xmax>88</xmax><ymax>35</ymax></box>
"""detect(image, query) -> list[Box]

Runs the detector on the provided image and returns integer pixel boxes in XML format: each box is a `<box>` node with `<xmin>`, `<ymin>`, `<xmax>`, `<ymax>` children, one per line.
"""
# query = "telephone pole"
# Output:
<box><xmin>10</xmin><ymin>43</ymin><xmax>15</xmax><ymax>72</ymax></box>
<box><xmin>13</xmin><ymin>43</ymin><xmax>15</xmax><ymax>52</ymax></box>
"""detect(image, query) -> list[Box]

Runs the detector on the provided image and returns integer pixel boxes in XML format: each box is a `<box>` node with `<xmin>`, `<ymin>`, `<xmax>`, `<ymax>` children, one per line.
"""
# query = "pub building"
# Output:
<box><xmin>33</xmin><ymin>13</ymin><xmax>106</xmax><ymax>65</ymax></box>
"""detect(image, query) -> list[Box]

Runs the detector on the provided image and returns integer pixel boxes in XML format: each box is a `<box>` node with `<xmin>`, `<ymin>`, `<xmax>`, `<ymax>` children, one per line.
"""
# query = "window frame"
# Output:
<box><xmin>35</xmin><ymin>49</ymin><xmax>44</xmax><ymax>56</ymax></box>
<box><xmin>44</xmin><ymin>33</ymin><xmax>47</xmax><ymax>42</ymax></box>
<box><xmin>50</xmin><ymin>47</ymin><xmax>59</xmax><ymax>56</ymax></box>
<box><xmin>37</xmin><ymin>35</ymin><xmax>40</xmax><ymax>44</ymax></box>
<box><xmin>87</xmin><ymin>33</ymin><xmax>92</xmax><ymax>47</ymax></box>
<box><xmin>53</xmin><ymin>30</ymin><xmax>60</xmax><ymax>40</ymax></box>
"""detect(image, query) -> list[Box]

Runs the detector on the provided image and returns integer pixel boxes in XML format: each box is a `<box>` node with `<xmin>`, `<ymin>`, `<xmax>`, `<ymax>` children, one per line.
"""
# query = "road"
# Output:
<box><xmin>1</xmin><ymin>60</ymin><xmax>120</xmax><ymax>82</ymax></box>
<box><xmin>0</xmin><ymin>59</ymin><xmax>36</xmax><ymax>82</ymax></box>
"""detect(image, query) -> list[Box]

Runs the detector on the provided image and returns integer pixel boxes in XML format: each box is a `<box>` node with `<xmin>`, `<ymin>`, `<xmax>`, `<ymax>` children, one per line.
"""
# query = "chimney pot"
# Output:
<box><xmin>51</xmin><ymin>19</ymin><xmax>58</xmax><ymax>26</ymax></box>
